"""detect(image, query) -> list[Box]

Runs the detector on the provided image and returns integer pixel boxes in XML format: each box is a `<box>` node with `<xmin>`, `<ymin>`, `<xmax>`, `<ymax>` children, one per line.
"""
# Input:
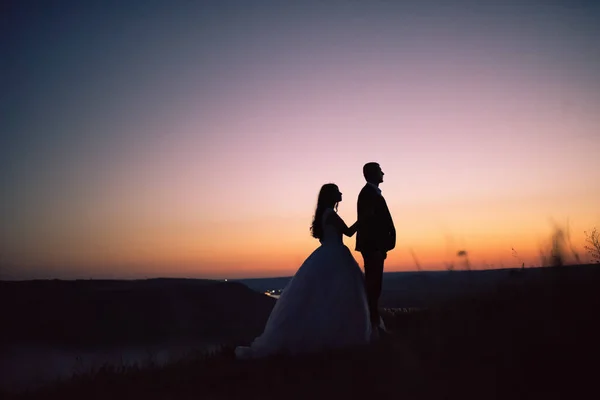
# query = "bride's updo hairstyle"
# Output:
<box><xmin>310</xmin><ymin>183</ymin><xmax>340</xmax><ymax>240</ymax></box>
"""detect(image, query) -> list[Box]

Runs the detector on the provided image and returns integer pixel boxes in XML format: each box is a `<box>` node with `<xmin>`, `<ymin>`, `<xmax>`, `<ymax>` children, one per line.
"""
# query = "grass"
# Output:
<box><xmin>5</xmin><ymin>265</ymin><xmax>600</xmax><ymax>400</ymax></box>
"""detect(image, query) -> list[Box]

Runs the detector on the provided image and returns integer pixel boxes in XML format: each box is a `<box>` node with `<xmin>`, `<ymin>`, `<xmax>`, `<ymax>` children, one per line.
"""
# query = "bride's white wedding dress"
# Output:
<box><xmin>235</xmin><ymin>208</ymin><xmax>372</xmax><ymax>359</ymax></box>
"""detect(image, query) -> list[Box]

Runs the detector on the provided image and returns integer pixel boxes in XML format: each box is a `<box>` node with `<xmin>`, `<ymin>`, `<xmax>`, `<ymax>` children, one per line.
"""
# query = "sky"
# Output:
<box><xmin>1</xmin><ymin>0</ymin><xmax>599</xmax><ymax>279</ymax></box>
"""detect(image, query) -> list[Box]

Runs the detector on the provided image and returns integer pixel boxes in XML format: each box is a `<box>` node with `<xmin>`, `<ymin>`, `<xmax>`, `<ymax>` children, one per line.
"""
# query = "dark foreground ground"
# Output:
<box><xmin>4</xmin><ymin>265</ymin><xmax>599</xmax><ymax>400</ymax></box>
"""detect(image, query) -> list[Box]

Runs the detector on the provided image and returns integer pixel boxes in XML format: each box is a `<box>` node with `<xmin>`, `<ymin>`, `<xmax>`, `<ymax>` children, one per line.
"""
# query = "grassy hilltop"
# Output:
<box><xmin>5</xmin><ymin>264</ymin><xmax>599</xmax><ymax>400</ymax></box>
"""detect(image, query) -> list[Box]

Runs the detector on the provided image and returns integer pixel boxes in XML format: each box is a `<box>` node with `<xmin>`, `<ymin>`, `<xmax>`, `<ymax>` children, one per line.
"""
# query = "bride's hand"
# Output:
<box><xmin>348</xmin><ymin>221</ymin><xmax>359</xmax><ymax>237</ymax></box>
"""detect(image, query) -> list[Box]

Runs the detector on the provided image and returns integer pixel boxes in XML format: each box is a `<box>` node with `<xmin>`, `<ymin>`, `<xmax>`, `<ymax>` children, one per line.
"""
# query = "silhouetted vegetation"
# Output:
<box><xmin>456</xmin><ymin>250</ymin><xmax>470</xmax><ymax>271</ymax></box>
<box><xmin>584</xmin><ymin>228</ymin><xmax>600</xmax><ymax>263</ymax></box>
<box><xmin>511</xmin><ymin>247</ymin><xmax>525</xmax><ymax>269</ymax></box>
<box><xmin>538</xmin><ymin>221</ymin><xmax>583</xmax><ymax>267</ymax></box>
<box><xmin>409</xmin><ymin>248</ymin><xmax>422</xmax><ymax>271</ymax></box>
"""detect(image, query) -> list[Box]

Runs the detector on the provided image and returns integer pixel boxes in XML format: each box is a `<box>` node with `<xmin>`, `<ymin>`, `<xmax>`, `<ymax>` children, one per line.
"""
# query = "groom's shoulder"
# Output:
<box><xmin>358</xmin><ymin>184</ymin><xmax>374</xmax><ymax>199</ymax></box>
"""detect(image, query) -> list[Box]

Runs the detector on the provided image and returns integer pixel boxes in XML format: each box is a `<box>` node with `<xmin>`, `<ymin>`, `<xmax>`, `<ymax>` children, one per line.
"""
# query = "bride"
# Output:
<box><xmin>235</xmin><ymin>183</ymin><xmax>372</xmax><ymax>359</ymax></box>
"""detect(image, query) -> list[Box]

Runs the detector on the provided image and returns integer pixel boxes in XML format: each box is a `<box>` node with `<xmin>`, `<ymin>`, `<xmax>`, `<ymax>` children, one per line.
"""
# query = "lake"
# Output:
<box><xmin>0</xmin><ymin>341</ymin><xmax>220</xmax><ymax>392</ymax></box>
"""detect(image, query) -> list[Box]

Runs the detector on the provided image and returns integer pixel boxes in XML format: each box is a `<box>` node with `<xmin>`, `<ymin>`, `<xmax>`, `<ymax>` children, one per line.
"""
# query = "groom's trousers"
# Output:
<box><xmin>361</xmin><ymin>251</ymin><xmax>386</xmax><ymax>326</ymax></box>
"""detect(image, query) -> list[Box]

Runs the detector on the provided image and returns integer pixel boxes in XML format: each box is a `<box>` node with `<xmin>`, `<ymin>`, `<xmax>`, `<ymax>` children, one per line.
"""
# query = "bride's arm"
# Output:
<box><xmin>327</xmin><ymin>212</ymin><xmax>358</xmax><ymax>237</ymax></box>
<box><xmin>346</xmin><ymin>221</ymin><xmax>358</xmax><ymax>237</ymax></box>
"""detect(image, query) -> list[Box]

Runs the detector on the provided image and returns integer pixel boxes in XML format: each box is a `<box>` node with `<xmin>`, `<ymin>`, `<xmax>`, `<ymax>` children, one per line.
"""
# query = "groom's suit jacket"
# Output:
<box><xmin>355</xmin><ymin>183</ymin><xmax>396</xmax><ymax>253</ymax></box>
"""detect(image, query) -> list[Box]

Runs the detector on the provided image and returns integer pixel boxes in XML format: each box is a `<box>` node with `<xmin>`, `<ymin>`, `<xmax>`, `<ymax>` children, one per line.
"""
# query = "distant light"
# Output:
<box><xmin>224</xmin><ymin>279</ymin><xmax>227</xmax><ymax>281</ymax></box>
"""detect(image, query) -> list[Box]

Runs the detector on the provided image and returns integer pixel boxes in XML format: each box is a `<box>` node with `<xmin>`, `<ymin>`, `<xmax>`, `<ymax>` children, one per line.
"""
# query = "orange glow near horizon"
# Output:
<box><xmin>3</xmin><ymin>190</ymin><xmax>598</xmax><ymax>279</ymax></box>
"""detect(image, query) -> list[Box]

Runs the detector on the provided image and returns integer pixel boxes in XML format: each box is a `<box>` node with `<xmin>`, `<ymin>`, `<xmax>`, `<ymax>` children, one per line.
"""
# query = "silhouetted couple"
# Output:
<box><xmin>235</xmin><ymin>162</ymin><xmax>395</xmax><ymax>359</ymax></box>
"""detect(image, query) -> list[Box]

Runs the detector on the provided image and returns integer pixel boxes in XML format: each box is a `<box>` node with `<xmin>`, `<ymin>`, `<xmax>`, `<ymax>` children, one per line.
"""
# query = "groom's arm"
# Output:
<box><xmin>357</xmin><ymin>190</ymin><xmax>377</xmax><ymax>232</ymax></box>
<box><xmin>358</xmin><ymin>192</ymin><xmax>387</xmax><ymax>254</ymax></box>
<box><xmin>382</xmin><ymin>200</ymin><xmax>396</xmax><ymax>251</ymax></box>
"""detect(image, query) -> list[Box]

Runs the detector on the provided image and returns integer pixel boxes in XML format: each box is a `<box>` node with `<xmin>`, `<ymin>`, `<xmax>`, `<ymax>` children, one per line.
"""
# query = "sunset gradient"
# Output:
<box><xmin>2</xmin><ymin>0</ymin><xmax>599</xmax><ymax>279</ymax></box>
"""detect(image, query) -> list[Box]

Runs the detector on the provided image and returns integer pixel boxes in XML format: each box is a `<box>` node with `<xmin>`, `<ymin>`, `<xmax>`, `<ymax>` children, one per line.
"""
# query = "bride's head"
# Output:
<box><xmin>310</xmin><ymin>183</ymin><xmax>342</xmax><ymax>239</ymax></box>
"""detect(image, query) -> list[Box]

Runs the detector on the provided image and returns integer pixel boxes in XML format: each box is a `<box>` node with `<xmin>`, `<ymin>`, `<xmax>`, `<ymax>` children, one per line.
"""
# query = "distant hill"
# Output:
<box><xmin>235</xmin><ymin>265</ymin><xmax>600</xmax><ymax>308</ymax></box>
<box><xmin>0</xmin><ymin>279</ymin><xmax>276</xmax><ymax>349</ymax></box>
<box><xmin>3</xmin><ymin>265</ymin><xmax>598</xmax><ymax>350</ymax></box>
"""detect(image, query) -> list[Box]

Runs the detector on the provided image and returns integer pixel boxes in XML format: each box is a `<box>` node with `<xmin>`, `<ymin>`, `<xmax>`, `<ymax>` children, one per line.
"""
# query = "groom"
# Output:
<box><xmin>356</xmin><ymin>162</ymin><xmax>396</xmax><ymax>337</ymax></box>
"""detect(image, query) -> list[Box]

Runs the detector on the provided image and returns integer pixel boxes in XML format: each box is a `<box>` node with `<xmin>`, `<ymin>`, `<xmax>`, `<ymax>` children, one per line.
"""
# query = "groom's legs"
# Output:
<box><xmin>361</xmin><ymin>251</ymin><xmax>386</xmax><ymax>327</ymax></box>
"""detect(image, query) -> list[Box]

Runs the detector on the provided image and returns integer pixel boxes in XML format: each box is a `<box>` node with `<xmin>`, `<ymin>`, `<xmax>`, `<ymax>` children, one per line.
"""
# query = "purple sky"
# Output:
<box><xmin>2</xmin><ymin>0</ymin><xmax>599</xmax><ymax>279</ymax></box>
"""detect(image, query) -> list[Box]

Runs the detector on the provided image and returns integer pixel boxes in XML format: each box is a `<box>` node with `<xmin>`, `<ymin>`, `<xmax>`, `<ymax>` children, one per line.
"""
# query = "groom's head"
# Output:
<box><xmin>363</xmin><ymin>162</ymin><xmax>384</xmax><ymax>184</ymax></box>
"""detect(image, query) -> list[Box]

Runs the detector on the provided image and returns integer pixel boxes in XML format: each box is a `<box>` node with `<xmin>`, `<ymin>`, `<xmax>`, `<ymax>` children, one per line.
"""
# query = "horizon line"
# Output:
<box><xmin>3</xmin><ymin>263</ymin><xmax>598</xmax><ymax>282</ymax></box>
